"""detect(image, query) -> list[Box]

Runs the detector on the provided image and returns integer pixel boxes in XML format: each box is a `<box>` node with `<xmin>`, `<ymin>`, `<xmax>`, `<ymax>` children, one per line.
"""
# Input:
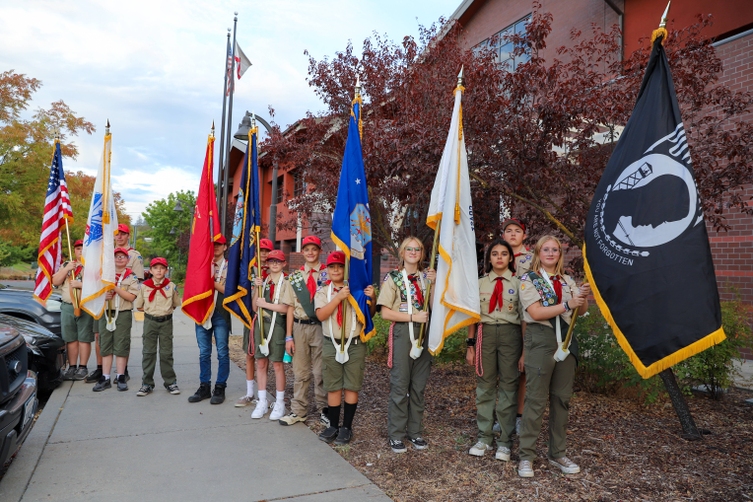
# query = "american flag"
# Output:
<box><xmin>225</xmin><ymin>43</ymin><xmax>234</xmax><ymax>96</ymax></box>
<box><xmin>33</xmin><ymin>141</ymin><xmax>73</xmax><ymax>304</ymax></box>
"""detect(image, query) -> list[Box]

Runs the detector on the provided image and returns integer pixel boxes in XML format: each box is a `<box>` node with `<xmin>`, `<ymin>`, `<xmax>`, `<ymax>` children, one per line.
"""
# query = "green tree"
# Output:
<box><xmin>142</xmin><ymin>191</ymin><xmax>196</xmax><ymax>269</ymax></box>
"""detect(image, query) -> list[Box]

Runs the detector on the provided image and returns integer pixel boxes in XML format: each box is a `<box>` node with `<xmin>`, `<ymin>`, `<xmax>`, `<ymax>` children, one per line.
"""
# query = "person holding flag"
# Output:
<box><xmin>315</xmin><ymin>79</ymin><xmax>377</xmax><ymax>446</ymax></box>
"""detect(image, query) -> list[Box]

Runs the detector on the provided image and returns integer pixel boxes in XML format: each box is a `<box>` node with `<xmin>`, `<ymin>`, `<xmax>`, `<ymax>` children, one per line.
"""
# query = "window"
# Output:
<box><xmin>293</xmin><ymin>169</ymin><xmax>307</xmax><ymax>198</ymax></box>
<box><xmin>476</xmin><ymin>15</ymin><xmax>531</xmax><ymax>72</ymax></box>
<box><xmin>274</xmin><ymin>175</ymin><xmax>284</xmax><ymax>204</ymax></box>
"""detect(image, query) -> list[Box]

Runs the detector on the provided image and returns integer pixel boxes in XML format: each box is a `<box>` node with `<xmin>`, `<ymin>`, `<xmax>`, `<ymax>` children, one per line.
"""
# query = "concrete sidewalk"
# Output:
<box><xmin>1</xmin><ymin>311</ymin><xmax>390</xmax><ymax>502</ymax></box>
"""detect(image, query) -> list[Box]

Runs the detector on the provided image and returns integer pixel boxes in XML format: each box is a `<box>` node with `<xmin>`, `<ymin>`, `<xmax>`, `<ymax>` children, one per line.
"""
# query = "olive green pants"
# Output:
<box><xmin>519</xmin><ymin>322</ymin><xmax>576</xmax><ymax>462</ymax></box>
<box><xmin>290</xmin><ymin>322</ymin><xmax>326</xmax><ymax>416</ymax></box>
<box><xmin>388</xmin><ymin>322</ymin><xmax>432</xmax><ymax>441</ymax></box>
<box><xmin>142</xmin><ymin>318</ymin><xmax>176</xmax><ymax>387</ymax></box>
<box><xmin>475</xmin><ymin>323</ymin><xmax>522</xmax><ymax>447</ymax></box>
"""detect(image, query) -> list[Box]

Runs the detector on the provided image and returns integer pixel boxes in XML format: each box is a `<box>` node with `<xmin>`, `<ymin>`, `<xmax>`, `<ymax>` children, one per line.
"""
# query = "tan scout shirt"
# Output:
<box><xmin>60</xmin><ymin>262</ymin><xmax>83</xmax><ymax>304</ymax></box>
<box><xmin>519</xmin><ymin>272</ymin><xmax>579</xmax><ymax>327</ymax></box>
<box><xmin>112</xmin><ymin>270</ymin><xmax>140</xmax><ymax>311</ymax></box>
<box><xmin>314</xmin><ymin>284</ymin><xmax>362</xmax><ymax>340</ymax></box>
<box><xmin>127</xmin><ymin>249</ymin><xmax>145</xmax><ymax>280</ymax></box>
<box><xmin>212</xmin><ymin>258</ymin><xmax>228</xmax><ymax>314</ymax></box>
<box><xmin>376</xmin><ymin>270</ymin><xmax>429</xmax><ymax>313</ymax></box>
<box><xmin>259</xmin><ymin>273</ymin><xmax>292</xmax><ymax>321</ymax></box>
<box><xmin>134</xmin><ymin>279</ymin><xmax>181</xmax><ymax>316</ymax></box>
<box><xmin>478</xmin><ymin>269</ymin><xmax>522</xmax><ymax>325</ymax></box>
<box><xmin>514</xmin><ymin>250</ymin><xmax>533</xmax><ymax>278</ymax></box>
<box><xmin>281</xmin><ymin>264</ymin><xmax>325</xmax><ymax>320</ymax></box>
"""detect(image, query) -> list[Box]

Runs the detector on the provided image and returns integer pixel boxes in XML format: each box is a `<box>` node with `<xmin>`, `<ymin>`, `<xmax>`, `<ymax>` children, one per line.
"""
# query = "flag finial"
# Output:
<box><xmin>355</xmin><ymin>76</ymin><xmax>361</xmax><ymax>99</ymax></box>
<box><xmin>105</xmin><ymin>119</ymin><xmax>110</xmax><ymax>134</ymax></box>
<box><xmin>659</xmin><ymin>1</ymin><xmax>671</xmax><ymax>28</ymax></box>
<box><xmin>251</xmin><ymin>112</ymin><xmax>257</xmax><ymax>130</ymax></box>
<box><xmin>457</xmin><ymin>66</ymin><xmax>464</xmax><ymax>87</ymax></box>
<box><xmin>211</xmin><ymin>121</ymin><xmax>215</xmax><ymax>137</ymax></box>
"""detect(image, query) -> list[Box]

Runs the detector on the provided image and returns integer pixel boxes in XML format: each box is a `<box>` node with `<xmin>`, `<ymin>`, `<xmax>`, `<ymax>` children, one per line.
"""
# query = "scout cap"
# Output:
<box><xmin>114</xmin><ymin>247</ymin><xmax>130</xmax><ymax>256</ymax></box>
<box><xmin>326</xmin><ymin>251</ymin><xmax>346</xmax><ymax>266</ymax></box>
<box><xmin>266</xmin><ymin>250</ymin><xmax>286</xmax><ymax>262</ymax></box>
<box><xmin>259</xmin><ymin>239</ymin><xmax>274</xmax><ymax>251</ymax></box>
<box><xmin>150</xmin><ymin>257</ymin><xmax>168</xmax><ymax>268</ymax></box>
<box><xmin>302</xmin><ymin>235</ymin><xmax>322</xmax><ymax>248</ymax></box>
<box><xmin>215</xmin><ymin>235</ymin><xmax>227</xmax><ymax>245</ymax></box>
<box><xmin>74</xmin><ymin>239</ymin><xmax>84</xmax><ymax>247</ymax></box>
<box><xmin>116</xmin><ymin>223</ymin><xmax>131</xmax><ymax>234</ymax></box>
<box><xmin>502</xmin><ymin>218</ymin><xmax>526</xmax><ymax>233</ymax></box>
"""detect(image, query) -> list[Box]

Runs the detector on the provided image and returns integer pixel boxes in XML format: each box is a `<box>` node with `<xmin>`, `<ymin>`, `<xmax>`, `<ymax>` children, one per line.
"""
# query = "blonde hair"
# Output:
<box><xmin>397</xmin><ymin>236</ymin><xmax>425</xmax><ymax>271</ymax></box>
<box><xmin>529</xmin><ymin>235</ymin><xmax>565</xmax><ymax>276</ymax></box>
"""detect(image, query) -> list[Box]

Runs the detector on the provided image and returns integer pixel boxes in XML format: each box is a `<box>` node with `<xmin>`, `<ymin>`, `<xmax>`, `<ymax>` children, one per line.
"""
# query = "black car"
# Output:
<box><xmin>0</xmin><ymin>314</ymin><xmax>64</xmax><ymax>392</ymax></box>
<box><xmin>0</xmin><ymin>322</ymin><xmax>37</xmax><ymax>467</ymax></box>
<box><xmin>0</xmin><ymin>284</ymin><xmax>62</xmax><ymax>337</ymax></box>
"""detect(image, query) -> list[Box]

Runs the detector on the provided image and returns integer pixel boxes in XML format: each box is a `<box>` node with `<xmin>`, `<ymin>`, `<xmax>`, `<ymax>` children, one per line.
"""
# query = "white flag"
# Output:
<box><xmin>235</xmin><ymin>42</ymin><xmax>252</xmax><ymax>79</ymax></box>
<box><xmin>426</xmin><ymin>81</ymin><xmax>480</xmax><ymax>355</ymax></box>
<box><xmin>80</xmin><ymin>128</ymin><xmax>118</xmax><ymax>319</ymax></box>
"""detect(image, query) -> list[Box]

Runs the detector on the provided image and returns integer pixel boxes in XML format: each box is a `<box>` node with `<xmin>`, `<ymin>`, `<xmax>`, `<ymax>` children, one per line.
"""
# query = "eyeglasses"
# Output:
<box><xmin>405</xmin><ymin>247</ymin><xmax>422</xmax><ymax>253</ymax></box>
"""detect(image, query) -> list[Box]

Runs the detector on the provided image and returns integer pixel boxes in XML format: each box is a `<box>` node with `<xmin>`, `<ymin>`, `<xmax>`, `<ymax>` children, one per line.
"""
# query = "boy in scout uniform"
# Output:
<box><xmin>52</xmin><ymin>239</ymin><xmax>94</xmax><ymax>381</ymax></box>
<box><xmin>235</xmin><ymin>237</ymin><xmax>275</xmax><ymax>407</ymax></box>
<box><xmin>134</xmin><ymin>257</ymin><xmax>182</xmax><ymax>396</ymax></box>
<box><xmin>376</xmin><ymin>237</ymin><xmax>436</xmax><ymax>453</ymax></box>
<box><xmin>250</xmin><ymin>249</ymin><xmax>293</xmax><ymax>420</ymax></box>
<box><xmin>466</xmin><ymin>239</ymin><xmax>522</xmax><ymax>461</ymax></box>
<box><xmin>188</xmin><ymin>235</ymin><xmax>232</xmax><ymax>404</ymax></box>
<box><xmin>278</xmin><ymin>235</ymin><xmax>329</xmax><ymax>426</ymax></box>
<box><xmin>93</xmin><ymin>247</ymin><xmax>140</xmax><ymax>392</ymax></box>
<box><xmin>315</xmin><ymin>251</ymin><xmax>376</xmax><ymax>446</ymax></box>
<box><xmin>502</xmin><ymin>217</ymin><xmax>532</xmax><ymax>433</ymax></box>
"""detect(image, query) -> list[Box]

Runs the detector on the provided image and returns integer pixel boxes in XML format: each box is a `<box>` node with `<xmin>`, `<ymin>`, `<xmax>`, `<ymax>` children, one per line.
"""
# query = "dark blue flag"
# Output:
<box><xmin>223</xmin><ymin>126</ymin><xmax>262</xmax><ymax>327</ymax></box>
<box><xmin>331</xmin><ymin>97</ymin><xmax>375</xmax><ymax>341</ymax></box>
<box><xmin>584</xmin><ymin>34</ymin><xmax>725</xmax><ymax>378</ymax></box>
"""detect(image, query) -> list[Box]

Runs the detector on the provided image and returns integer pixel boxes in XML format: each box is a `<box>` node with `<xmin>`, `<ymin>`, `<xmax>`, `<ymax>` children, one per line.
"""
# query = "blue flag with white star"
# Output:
<box><xmin>331</xmin><ymin>97</ymin><xmax>375</xmax><ymax>341</ymax></box>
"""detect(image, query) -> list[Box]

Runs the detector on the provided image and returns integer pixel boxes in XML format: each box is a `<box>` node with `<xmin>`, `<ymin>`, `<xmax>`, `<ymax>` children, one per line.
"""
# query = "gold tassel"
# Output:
<box><xmin>651</xmin><ymin>27</ymin><xmax>668</xmax><ymax>45</ymax></box>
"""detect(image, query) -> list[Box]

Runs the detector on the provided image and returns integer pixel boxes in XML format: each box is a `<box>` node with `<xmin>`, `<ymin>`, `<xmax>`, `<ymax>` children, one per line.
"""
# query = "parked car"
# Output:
<box><xmin>0</xmin><ymin>284</ymin><xmax>62</xmax><ymax>337</ymax></box>
<box><xmin>0</xmin><ymin>322</ymin><xmax>37</xmax><ymax>467</ymax></box>
<box><xmin>0</xmin><ymin>314</ymin><xmax>64</xmax><ymax>392</ymax></box>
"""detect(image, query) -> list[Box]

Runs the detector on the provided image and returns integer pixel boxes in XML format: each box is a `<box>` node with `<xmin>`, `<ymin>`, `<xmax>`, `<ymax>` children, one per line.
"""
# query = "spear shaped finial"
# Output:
<box><xmin>659</xmin><ymin>1</ymin><xmax>670</xmax><ymax>28</ymax></box>
<box><xmin>251</xmin><ymin>111</ymin><xmax>257</xmax><ymax>130</ymax></box>
<box><xmin>105</xmin><ymin>119</ymin><xmax>110</xmax><ymax>134</ymax></box>
<box><xmin>211</xmin><ymin>121</ymin><xmax>215</xmax><ymax>136</ymax></box>
<box><xmin>355</xmin><ymin>75</ymin><xmax>361</xmax><ymax>99</ymax></box>
<box><xmin>457</xmin><ymin>66</ymin><xmax>464</xmax><ymax>87</ymax></box>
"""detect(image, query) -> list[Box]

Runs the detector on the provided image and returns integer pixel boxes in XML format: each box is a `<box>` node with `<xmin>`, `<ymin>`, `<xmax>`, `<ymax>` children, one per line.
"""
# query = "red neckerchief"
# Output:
<box><xmin>489</xmin><ymin>276</ymin><xmax>504</xmax><ymax>313</ymax></box>
<box><xmin>301</xmin><ymin>264</ymin><xmax>325</xmax><ymax>300</ymax></box>
<box><xmin>144</xmin><ymin>277</ymin><xmax>171</xmax><ymax>302</ymax></box>
<box><xmin>326</xmin><ymin>280</ymin><xmax>344</xmax><ymax>327</ymax></box>
<box><xmin>549</xmin><ymin>275</ymin><xmax>563</xmax><ymax>304</ymax></box>
<box><xmin>115</xmin><ymin>268</ymin><xmax>132</xmax><ymax>283</ymax></box>
<box><xmin>407</xmin><ymin>273</ymin><xmax>425</xmax><ymax>306</ymax></box>
<box><xmin>514</xmin><ymin>248</ymin><xmax>528</xmax><ymax>258</ymax></box>
<box><xmin>74</xmin><ymin>265</ymin><xmax>83</xmax><ymax>279</ymax></box>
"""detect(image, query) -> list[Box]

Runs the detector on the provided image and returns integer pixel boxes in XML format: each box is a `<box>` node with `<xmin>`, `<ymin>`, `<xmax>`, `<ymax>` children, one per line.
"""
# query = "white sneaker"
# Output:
<box><xmin>468</xmin><ymin>441</ymin><xmax>493</xmax><ymax>457</ymax></box>
<box><xmin>496</xmin><ymin>446</ymin><xmax>511</xmax><ymax>461</ymax></box>
<box><xmin>518</xmin><ymin>460</ymin><xmax>534</xmax><ymax>478</ymax></box>
<box><xmin>548</xmin><ymin>456</ymin><xmax>580</xmax><ymax>474</ymax></box>
<box><xmin>251</xmin><ymin>399</ymin><xmax>269</xmax><ymax>419</ymax></box>
<box><xmin>269</xmin><ymin>400</ymin><xmax>285</xmax><ymax>420</ymax></box>
<box><xmin>235</xmin><ymin>395</ymin><xmax>257</xmax><ymax>407</ymax></box>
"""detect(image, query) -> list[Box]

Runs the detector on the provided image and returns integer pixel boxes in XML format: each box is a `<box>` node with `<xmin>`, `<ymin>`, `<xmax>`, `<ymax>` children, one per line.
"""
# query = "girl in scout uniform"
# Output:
<box><xmin>250</xmin><ymin>249</ymin><xmax>293</xmax><ymax>421</ymax></box>
<box><xmin>52</xmin><ymin>239</ymin><xmax>94</xmax><ymax>381</ymax></box>
<box><xmin>466</xmin><ymin>239</ymin><xmax>522</xmax><ymax>461</ymax></box>
<box><xmin>315</xmin><ymin>251</ymin><xmax>376</xmax><ymax>446</ymax></box>
<box><xmin>376</xmin><ymin>237</ymin><xmax>436</xmax><ymax>454</ymax></box>
<box><xmin>93</xmin><ymin>247</ymin><xmax>139</xmax><ymax>392</ymax></box>
<box><xmin>517</xmin><ymin>235</ymin><xmax>590</xmax><ymax>478</ymax></box>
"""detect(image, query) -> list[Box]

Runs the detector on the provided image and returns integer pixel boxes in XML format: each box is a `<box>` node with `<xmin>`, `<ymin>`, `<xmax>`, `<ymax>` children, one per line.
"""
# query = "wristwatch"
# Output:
<box><xmin>466</xmin><ymin>338</ymin><xmax>476</xmax><ymax>347</ymax></box>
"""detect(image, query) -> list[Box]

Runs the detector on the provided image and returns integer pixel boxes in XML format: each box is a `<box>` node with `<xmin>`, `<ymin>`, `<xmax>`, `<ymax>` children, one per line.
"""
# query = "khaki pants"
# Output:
<box><xmin>519</xmin><ymin>322</ymin><xmax>576</xmax><ymax>462</ymax></box>
<box><xmin>387</xmin><ymin>322</ymin><xmax>432</xmax><ymax>441</ymax></box>
<box><xmin>475</xmin><ymin>323</ymin><xmax>522</xmax><ymax>447</ymax></box>
<box><xmin>290</xmin><ymin>322</ymin><xmax>326</xmax><ymax>417</ymax></box>
<box><xmin>142</xmin><ymin>318</ymin><xmax>176</xmax><ymax>387</ymax></box>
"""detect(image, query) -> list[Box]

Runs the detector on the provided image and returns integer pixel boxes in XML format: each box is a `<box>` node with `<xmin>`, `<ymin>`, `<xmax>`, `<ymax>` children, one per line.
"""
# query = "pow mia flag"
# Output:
<box><xmin>584</xmin><ymin>34</ymin><xmax>725</xmax><ymax>379</ymax></box>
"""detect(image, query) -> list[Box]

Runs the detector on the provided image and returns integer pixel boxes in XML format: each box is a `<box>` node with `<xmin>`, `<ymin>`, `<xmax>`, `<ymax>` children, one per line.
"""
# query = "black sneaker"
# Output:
<box><xmin>136</xmin><ymin>385</ymin><xmax>153</xmax><ymax>397</ymax></box>
<box><xmin>319</xmin><ymin>408</ymin><xmax>330</xmax><ymax>427</ymax></box>
<box><xmin>334</xmin><ymin>427</ymin><xmax>353</xmax><ymax>445</ymax></box>
<box><xmin>389</xmin><ymin>439</ymin><xmax>407</xmax><ymax>453</ymax></box>
<box><xmin>61</xmin><ymin>367</ymin><xmax>76</xmax><ymax>381</ymax></box>
<box><xmin>124</xmin><ymin>369</ymin><xmax>130</xmax><ymax>381</ymax></box>
<box><xmin>116</xmin><ymin>375</ymin><xmax>128</xmax><ymax>392</ymax></box>
<box><xmin>188</xmin><ymin>383</ymin><xmax>211</xmax><ymax>403</ymax></box>
<box><xmin>210</xmin><ymin>384</ymin><xmax>226</xmax><ymax>405</ymax></box>
<box><xmin>73</xmin><ymin>367</ymin><xmax>88</xmax><ymax>381</ymax></box>
<box><xmin>93</xmin><ymin>376</ymin><xmax>111</xmax><ymax>392</ymax></box>
<box><xmin>408</xmin><ymin>437</ymin><xmax>428</xmax><ymax>450</ymax></box>
<box><xmin>318</xmin><ymin>426</ymin><xmax>339</xmax><ymax>444</ymax></box>
<box><xmin>84</xmin><ymin>368</ymin><xmax>103</xmax><ymax>383</ymax></box>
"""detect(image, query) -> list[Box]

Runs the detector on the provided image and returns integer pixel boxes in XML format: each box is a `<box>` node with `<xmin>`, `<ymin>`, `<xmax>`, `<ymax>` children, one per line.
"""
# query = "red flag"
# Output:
<box><xmin>33</xmin><ymin>140</ymin><xmax>73</xmax><ymax>305</ymax></box>
<box><xmin>181</xmin><ymin>131</ymin><xmax>221</xmax><ymax>324</ymax></box>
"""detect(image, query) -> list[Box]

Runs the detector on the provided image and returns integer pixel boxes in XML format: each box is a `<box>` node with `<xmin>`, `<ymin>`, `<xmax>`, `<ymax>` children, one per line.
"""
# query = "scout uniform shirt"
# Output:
<box><xmin>258</xmin><ymin>273</ymin><xmax>292</xmax><ymax>324</ymax></box>
<box><xmin>376</xmin><ymin>270</ymin><xmax>429</xmax><ymax>316</ymax></box>
<box><xmin>519</xmin><ymin>272</ymin><xmax>579</xmax><ymax>327</ymax></box>
<box><xmin>212</xmin><ymin>257</ymin><xmax>232</xmax><ymax>322</ymax></box>
<box><xmin>135</xmin><ymin>279</ymin><xmax>181</xmax><ymax>316</ymax></box>
<box><xmin>314</xmin><ymin>284</ymin><xmax>363</xmax><ymax>341</ymax></box>
<box><xmin>60</xmin><ymin>261</ymin><xmax>83</xmax><ymax>304</ymax></box>
<box><xmin>477</xmin><ymin>269</ymin><xmax>522</xmax><ymax>325</ymax></box>
<box><xmin>127</xmin><ymin>248</ymin><xmax>145</xmax><ymax>280</ymax></box>
<box><xmin>111</xmin><ymin>268</ymin><xmax>140</xmax><ymax>311</ymax></box>
<box><xmin>281</xmin><ymin>263</ymin><xmax>327</xmax><ymax>321</ymax></box>
<box><xmin>514</xmin><ymin>250</ymin><xmax>533</xmax><ymax>278</ymax></box>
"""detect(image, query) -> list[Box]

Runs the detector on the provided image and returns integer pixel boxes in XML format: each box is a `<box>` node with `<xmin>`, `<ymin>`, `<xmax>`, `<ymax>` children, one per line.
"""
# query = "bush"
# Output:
<box><xmin>675</xmin><ymin>296</ymin><xmax>753</xmax><ymax>399</ymax></box>
<box><xmin>0</xmin><ymin>242</ymin><xmax>36</xmax><ymax>267</ymax></box>
<box><xmin>366</xmin><ymin>312</ymin><xmax>466</xmax><ymax>364</ymax></box>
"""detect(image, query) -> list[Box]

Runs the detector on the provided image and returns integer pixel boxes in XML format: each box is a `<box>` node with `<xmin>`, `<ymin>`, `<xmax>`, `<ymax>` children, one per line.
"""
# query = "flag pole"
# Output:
<box><xmin>250</xmin><ymin>114</ymin><xmax>265</xmax><ymax>339</ymax></box>
<box><xmin>221</xmin><ymin>13</ymin><xmax>239</xmax><ymax>235</ymax></box>
<box><xmin>57</xmin><ymin>133</ymin><xmax>81</xmax><ymax>316</ymax></box>
<box><xmin>217</xmin><ymin>28</ymin><xmax>231</xmax><ymax>224</ymax></box>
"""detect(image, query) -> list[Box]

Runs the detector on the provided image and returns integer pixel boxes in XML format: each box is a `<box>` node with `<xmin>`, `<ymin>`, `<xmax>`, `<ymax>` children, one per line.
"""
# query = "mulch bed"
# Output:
<box><xmin>229</xmin><ymin>336</ymin><xmax>753</xmax><ymax>501</ymax></box>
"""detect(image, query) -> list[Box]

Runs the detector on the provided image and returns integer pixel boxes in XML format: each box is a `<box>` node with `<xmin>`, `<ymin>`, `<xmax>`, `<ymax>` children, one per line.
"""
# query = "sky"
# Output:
<box><xmin>0</xmin><ymin>0</ymin><xmax>460</xmax><ymax>218</ymax></box>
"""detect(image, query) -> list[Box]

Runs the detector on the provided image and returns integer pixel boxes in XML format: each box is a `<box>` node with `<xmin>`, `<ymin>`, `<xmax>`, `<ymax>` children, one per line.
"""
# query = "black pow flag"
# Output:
<box><xmin>584</xmin><ymin>35</ymin><xmax>725</xmax><ymax>379</ymax></box>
